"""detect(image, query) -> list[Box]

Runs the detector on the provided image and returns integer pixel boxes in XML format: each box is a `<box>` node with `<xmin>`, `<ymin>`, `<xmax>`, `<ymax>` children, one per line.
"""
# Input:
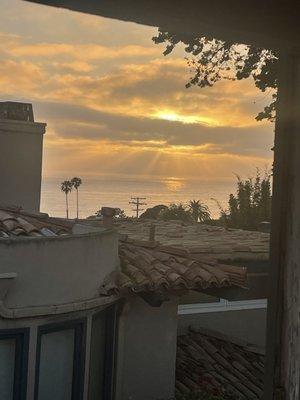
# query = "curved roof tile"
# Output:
<box><xmin>101</xmin><ymin>237</ymin><xmax>247</xmax><ymax>295</ymax></box>
<box><xmin>176</xmin><ymin>327</ymin><xmax>265</xmax><ymax>399</ymax></box>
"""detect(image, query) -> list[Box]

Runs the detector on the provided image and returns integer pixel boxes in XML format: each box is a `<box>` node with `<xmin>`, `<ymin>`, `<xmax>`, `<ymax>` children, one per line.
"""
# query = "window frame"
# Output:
<box><xmin>0</xmin><ymin>328</ymin><xmax>30</xmax><ymax>400</ymax></box>
<box><xmin>88</xmin><ymin>305</ymin><xmax>118</xmax><ymax>400</ymax></box>
<box><xmin>34</xmin><ymin>319</ymin><xmax>86</xmax><ymax>400</ymax></box>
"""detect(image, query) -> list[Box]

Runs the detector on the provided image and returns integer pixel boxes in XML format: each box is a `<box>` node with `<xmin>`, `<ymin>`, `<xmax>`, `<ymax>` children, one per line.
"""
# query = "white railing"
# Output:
<box><xmin>178</xmin><ymin>298</ymin><xmax>267</xmax><ymax>314</ymax></box>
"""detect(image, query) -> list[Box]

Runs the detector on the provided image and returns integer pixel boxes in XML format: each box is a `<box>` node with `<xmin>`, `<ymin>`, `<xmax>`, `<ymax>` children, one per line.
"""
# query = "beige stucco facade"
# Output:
<box><xmin>0</xmin><ymin>119</ymin><xmax>46</xmax><ymax>212</ymax></box>
<box><xmin>116</xmin><ymin>297</ymin><xmax>178</xmax><ymax>400</ymax></box>
<box><xmin>0</xmin><ymin>228</ymin><xmax>118</xmax><ymax>310</ymax></box>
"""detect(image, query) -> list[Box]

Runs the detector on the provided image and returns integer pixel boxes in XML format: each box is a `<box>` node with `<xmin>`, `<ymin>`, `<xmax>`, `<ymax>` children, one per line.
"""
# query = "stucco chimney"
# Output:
<box><xmin>0</xmin><ymin>102</ymin><xmax>46</xmax><ymax>212</ymax></box>
<box><xmin>101</xmin><ymin>207</ymin><xmax>116</xmax><ymax>228</ymax></box>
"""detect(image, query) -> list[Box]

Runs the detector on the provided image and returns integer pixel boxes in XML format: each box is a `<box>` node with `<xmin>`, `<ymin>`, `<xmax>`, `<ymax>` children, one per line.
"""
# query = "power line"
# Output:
<box><xmin>129</xmin><ymin>197</ymin><xmax>147</xmax><ymax>219</ymax></box>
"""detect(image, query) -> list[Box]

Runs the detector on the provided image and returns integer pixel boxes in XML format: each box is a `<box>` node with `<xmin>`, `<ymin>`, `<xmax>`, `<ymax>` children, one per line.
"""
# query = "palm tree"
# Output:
<box><xmin>71</xmin><ymin>177</ymin><xmax>82</xmax><ymax>219</ymax></box>
<box><xmin>61</xmin><ymin>180</ymin><xmax>73</xmax><ymax>219</ymax></box>
<box><xmin>188</xmin><ymin>200</ymin><xmax>211</xmax><ymax>223</ymax></box>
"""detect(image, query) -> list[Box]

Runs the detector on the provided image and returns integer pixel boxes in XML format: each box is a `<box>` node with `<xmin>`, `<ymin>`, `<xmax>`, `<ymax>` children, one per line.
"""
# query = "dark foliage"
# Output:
<box><xmin>158</xmin><ymin>201</ymin><xmax>211</xmax><ymax>223</ymax></box>
<box><xmin>216</xmin><ymin>170</ymin><xmax>272</xmax><ymax>230</ymax></box>
<box><xmin>188</xmin><ymin>200</ymin><xmax>211</xmax><ymax>223</ymax></box>
<box><xmin>159</xmin><ymin>203</ymin><xmax>193</xmax><ymax>222</ymax></box>
<box><xmin>153</xmin><ymin>30</ymin><xmax>278</xmax><ymax>121</ymax></box>
<box><xmin>140</xmin><ymin>204</ymin><xmax>168</xmax><ymax>219</ymax></box>
<box><xmin>114</xmin><ymin>208</ymin><xmax>128</xmax><ymax>219</ymax></box>
<box><xmin>95</xmin><ymin>207</ymin><xmax>128</xmax><ymax>219</ymax></box>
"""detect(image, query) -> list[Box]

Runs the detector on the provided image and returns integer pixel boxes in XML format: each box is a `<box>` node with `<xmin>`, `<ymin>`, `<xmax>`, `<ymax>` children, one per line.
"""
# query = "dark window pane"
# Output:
<box><xmin>88</xmin><ymin>312</ymin><xmax>106</xmax><ymax>400</ymax></box>
<box><xmin>0</xmin><ymin>338</ymin><xmax>15</xmax><ymax>400</ymax></box>
<box><xmin>37</xmin><ymin>329</ymin><xmax>75</xmax><ymax>400</ymax></box>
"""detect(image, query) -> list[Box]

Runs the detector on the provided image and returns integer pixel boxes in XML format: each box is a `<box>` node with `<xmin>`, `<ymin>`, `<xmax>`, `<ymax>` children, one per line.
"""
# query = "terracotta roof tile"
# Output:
<box><xmin>0</xmin><ymin>207</ymin><xmax>72</xmax><ymax>238</ymax></box>
<box><xmin>100</xmin><ymin>237</ymin><xmax>247</xmax><ymax>295</ymax></box>
<box><xmin>116</xmin><ymin>220</ymin><xmax>270</xmax><ymax>261</ymax></box>
<box><xmin>176</xmin><ymin>327</ymin><xmax>265</xmax><ymax>399</ymax></box>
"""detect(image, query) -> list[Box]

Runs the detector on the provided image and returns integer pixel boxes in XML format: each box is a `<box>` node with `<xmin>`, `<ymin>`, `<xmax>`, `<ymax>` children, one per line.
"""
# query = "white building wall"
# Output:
<box><xmin>0</xmin><ymin>119</ymin><xmax>46</xmax><ymax>212</ymax></box>
<box><xmin>116</xmin><ymin>297</ymin><xmax>178</xmax><ymax>400</ymax></box>
<box><xmin>0</xmin><ymin>229</ymin><xmax>119</xmax><ymax>308</ymax></box>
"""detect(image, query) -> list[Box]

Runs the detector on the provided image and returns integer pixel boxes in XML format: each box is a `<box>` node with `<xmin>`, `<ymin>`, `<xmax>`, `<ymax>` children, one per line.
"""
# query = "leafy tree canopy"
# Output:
<box><xmin>95</xmin><ymin>207</ymin><xmax>128</xmax><ymax>219</ymax></box>
<box><xmin>71</xmin><ymin>177</ymin><xmax>82</xmax><ymax>189</ymax></box>
<box><xmin>213</xmin><ymin>169</ymin><xmax>272</xmax><ymax>230</ymax></box>
<box><xmin>159</xmin><ymin>203</ymin><xmax>192</xmax><ymax>222</ymax></box>
<box><xmin>158</xmin><ymin>201</ymin><xmax>211</xmax><ymax>223</ymax></box>
<box><xmin>139</xmin><ymin>204</ymin><xmax>168</xmax><ymax>219</ymax></box>
<box><xmin>188</xmin><ymin>200</ymin><xmax>211</xmax><ymax>223</ymax></box>
<box><xmin>61</xmin><ymin>180</ymin><xmax>73</xmax><ymax>194</ymax></box>
<box><xmin>153</xmin><ymin>30</ymin><xmax>278</xmax><ymax>121</ymax></box>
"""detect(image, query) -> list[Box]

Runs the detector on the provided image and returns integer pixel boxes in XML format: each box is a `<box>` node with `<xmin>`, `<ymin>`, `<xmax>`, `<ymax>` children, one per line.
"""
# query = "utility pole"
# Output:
<box><xmin>129</xmin><ymin>197</ymin><xmax>147</xmax><ymax>219</ymax></box>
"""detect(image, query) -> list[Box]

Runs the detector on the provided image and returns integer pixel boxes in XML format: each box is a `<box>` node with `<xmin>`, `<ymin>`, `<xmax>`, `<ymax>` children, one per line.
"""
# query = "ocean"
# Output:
<box><xmin>40</xmin><ymin>175</ymin><xmax>236</xmax><ymax>220</ymax></box>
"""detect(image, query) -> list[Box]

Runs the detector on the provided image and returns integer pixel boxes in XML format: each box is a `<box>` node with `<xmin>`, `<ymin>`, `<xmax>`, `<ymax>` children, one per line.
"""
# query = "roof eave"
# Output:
<box><xmin>24</xmin><ymin>0</ymin><xmax>300</xmax><ymax>50</ymax></box>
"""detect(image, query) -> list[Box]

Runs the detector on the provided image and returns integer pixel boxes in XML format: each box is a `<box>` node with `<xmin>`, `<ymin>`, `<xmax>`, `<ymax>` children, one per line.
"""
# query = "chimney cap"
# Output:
<box><xmin>0</xmin><ymin>102</ymin><xmax>34</xmax><ymax>122</ymax></box>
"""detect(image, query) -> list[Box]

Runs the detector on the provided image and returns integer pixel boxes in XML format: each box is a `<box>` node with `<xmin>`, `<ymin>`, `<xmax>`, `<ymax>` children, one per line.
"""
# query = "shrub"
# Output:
<box><xmin>158</xmin><ymin>203</ymin><xmax>193</xmax><ymax>222</ymax></box>
<box><xmin>215</xmin><ymin>170</ymin><xmax>272</xmax><ymax>230</ymax></box>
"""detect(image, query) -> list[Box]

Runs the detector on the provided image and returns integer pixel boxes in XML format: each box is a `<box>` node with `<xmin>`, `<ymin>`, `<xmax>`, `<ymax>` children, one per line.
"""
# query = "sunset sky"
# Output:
<box><xmin>0</xmin><ymin>0</ymin><xmax>274</xmax><ymax>182</ymax></box>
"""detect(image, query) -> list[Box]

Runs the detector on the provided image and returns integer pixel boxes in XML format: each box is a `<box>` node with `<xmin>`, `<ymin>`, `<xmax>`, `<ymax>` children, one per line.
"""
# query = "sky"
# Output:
<box><xmin>0</xmin><ymin>0</ymin><xmax>274</xmax><ymax>182</ymax></box>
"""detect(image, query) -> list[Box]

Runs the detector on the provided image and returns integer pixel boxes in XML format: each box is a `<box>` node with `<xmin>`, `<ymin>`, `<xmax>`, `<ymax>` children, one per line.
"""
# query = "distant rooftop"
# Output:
<box><xmin>0</xmin><ymin>101</ymin><xmax>34</xmax><ymax>122</ymax></box>
<box><xmin>116</xmin><ymin>220</ymin><xmax>270</xmax><ymax>261</ymax></box>
<box><xmin>0</xmin><ymin>207</ymin><xmax>72</xmax><ymax>238</ymax></box>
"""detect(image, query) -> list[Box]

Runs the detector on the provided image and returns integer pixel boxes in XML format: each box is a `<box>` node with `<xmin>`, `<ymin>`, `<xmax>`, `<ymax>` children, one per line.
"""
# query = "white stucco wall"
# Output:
<box><xmin>116</xmin><ymin>297</ymin><xmax>178</xmax><ymax>400</ymax></box>
<box><xmin>0</xmin><ymin>119</ymin><xmax>46</xmax><ymax>212</ymax></box>
<box><xmin>0</xmin><ymin>229</ymin><xmax>119</xmax><ymax>308</ymax></box>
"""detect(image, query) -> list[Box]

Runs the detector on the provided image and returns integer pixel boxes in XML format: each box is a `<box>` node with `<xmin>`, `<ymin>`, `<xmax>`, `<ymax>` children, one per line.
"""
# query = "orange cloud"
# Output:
<box><xmin>6</xmin><ymin>42</ymin><xmax>161</xmax><ymax>60</ymax></box>
<box><xmin>0</xmin><ymin>59</ymin><xmax>46</xmax><ymax>92</ymax></box>
<box><xmin>43</xmin><ymin>130</ymin><xmax>272</xmax><ymax>180</ymax></box>
<box><xmin>51</xmin><ymin>61</ymin><xmax>95</xmax><ymax>73</ymax></box>
<box><xmin>0</xmin><ymin>30</ymin><xmax>272</xmax><ymax>129</ymax></box>
<box><xmin>0</xmin><ymin>4</ymin><xmax>274</xmax><ymax>184</ymax></box>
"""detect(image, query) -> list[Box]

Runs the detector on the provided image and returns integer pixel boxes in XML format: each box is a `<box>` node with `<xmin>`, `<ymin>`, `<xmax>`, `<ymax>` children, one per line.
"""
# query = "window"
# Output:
<box><xmin>88</xmin><ymin>306</ymin><xmax>117</xmax><ymax>400</ymax></box>
<box><xmin>0</xmin><ymin>329</ymin><xmax>29</xmax><ymax>400</ymax></box>
<box><xmin>35</xmin><ymin>320</ymin><xmax>86</xmax><ymax>400</ymax></box>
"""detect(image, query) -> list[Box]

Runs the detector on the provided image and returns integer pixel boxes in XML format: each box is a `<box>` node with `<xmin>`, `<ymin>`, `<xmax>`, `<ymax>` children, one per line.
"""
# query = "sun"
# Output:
<box><xmin>156</xmin><ymin>112</ymin><xmax>181</xmax><ymax>122</ymax></box>
<box><xmin>152</xmin><ymin>110</ymin><xmax>217</xmax><ymax>126</ymax></box>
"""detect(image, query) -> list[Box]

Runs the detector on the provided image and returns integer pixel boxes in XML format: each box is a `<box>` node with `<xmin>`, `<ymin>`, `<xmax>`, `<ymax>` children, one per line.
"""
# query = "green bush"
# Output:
<box><xmin>216</xmin><ymin>170</ymin><xmax>271</xmax><ymax>230</ymax></box>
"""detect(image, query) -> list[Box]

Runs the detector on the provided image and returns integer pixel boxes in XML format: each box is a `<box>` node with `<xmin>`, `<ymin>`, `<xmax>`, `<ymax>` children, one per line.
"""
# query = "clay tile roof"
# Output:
<box><xmin>100</xmin><ymin>237</ymin><xmax>247</xmax><ymax>295</ymax></box>
<box><xmin>176</xmin><ymin>327</ymin><xmax>265</xmax><ymax>399</ymax></box>
<box><xmin>0</xmin><ymin>207</ymin><xmax>72</xmax><ymax>238</ymax></box>
<box><xmin>116</xmin><ymin>220</ymin><xmax>270</xmax><ymax>261</ymax></box>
